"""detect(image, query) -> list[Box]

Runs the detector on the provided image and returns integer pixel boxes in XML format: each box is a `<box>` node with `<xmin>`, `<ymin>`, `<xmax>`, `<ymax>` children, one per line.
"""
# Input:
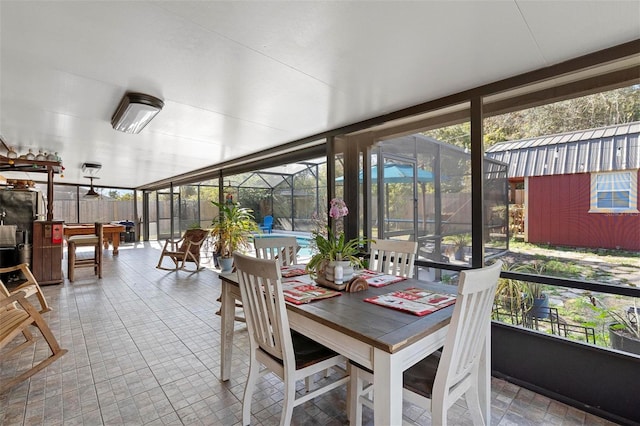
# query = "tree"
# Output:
<box><xmin>425</xmin><ymin>86</ymin><xmax>640</xmax><ymax>150</ymax></box>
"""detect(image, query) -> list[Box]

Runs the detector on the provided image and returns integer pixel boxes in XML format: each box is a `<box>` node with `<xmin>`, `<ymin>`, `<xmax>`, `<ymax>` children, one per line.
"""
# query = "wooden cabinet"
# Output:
<box><xmin>32</xmin><ymin>220</ymin><xmax>64</xmax><ymax>285</ymax></box>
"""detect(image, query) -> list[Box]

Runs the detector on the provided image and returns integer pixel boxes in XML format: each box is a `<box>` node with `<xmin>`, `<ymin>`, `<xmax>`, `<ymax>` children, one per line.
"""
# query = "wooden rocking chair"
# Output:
<box><xmin>156</xmin><ymin>228</ymin><xmax>210</xmax><ymax>271</ymax></box>
<box><xmin>0</xmin><ymin>289</ymin><xmax>67</xmax><ymax>392</ymax></box>
<box><xmin>0</xmin><ymin>263</ymin><xmax>51</xmax><ymax>314</ymax></box>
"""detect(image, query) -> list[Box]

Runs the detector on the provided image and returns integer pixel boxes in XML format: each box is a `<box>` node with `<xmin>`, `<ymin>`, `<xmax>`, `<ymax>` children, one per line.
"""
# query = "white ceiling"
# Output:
<box><xmin>1</xmin><ymin>1</ymin><xmax>639</xmax><ymax>189</ymax></box>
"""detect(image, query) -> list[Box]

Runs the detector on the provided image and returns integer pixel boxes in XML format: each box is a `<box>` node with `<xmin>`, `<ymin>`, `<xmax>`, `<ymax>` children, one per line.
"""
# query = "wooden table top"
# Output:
<box><xmin>219</xmin><ymin>272</ymin><xmax>455</xmax><ymax>354</ymax></box>
<box><xmin>64</xmin><ymin>224</ymin><xmax>125</xmax><ymax>233</ymax></box>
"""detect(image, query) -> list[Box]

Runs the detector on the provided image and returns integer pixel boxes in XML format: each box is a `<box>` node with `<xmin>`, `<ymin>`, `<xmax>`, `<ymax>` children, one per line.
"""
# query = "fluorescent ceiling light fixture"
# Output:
<box><xmin>82</xmin><ymin>162</ymin><xmax>101</xmax><ymax>176</ymax></box>
<box><xmin>111</xmin><ymin>93</ymin><xmax>164</xmax><ymax>134</ymax></box>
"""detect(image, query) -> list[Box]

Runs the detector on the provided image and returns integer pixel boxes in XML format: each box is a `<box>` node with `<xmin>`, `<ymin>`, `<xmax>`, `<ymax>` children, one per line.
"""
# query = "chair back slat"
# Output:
<box><xmin>234</xmin><ymin>252</ymin><xmax>293</xmax><ymax>364</ymax></box>
<box><xmin>368</xmin><ymin>239</ymin><xmax>418</xmax><ymax>278</ymax></box>
<box><xmin>254</xmin><ymin>236</ymin><xmax>299</xmax><ymax>266</ymax></box>
<box><xmin>434</xmin><ymin>260</ymin><xmax>503</xmax><ymax>394</ymax></box>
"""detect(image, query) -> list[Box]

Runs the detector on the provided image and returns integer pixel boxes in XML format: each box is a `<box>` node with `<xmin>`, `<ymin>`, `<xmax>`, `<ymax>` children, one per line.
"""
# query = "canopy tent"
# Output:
<box><xmin>371</xmin><ymin>163</ymin><xmax>433</xmax><ymax>183</ymax></box>
<box><xmin>336</xmin><ymin>162</ymin><xmax>435</xmax><ymax>243</ymax></box>
<box><xmin>336</xmin><ymin>163</ymin><xmax>434</xmax><ymax>183</ymax></box>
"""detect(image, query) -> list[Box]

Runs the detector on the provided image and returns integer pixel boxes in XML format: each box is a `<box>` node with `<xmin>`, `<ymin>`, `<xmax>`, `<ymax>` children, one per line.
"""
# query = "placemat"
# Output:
<box><xmin>280</xmin><ymin>264</ymin><xmax>308</xmax><ymax>278</ymax></box>
<box><xmin>364</xmin><ymin>287</ymin><xmax>456</xmax><ymax>316</ymax></box>
<box><xmin>358</xmin><ymin>269</ymin><xmax>407</xmax><ymax>287</ymax></box>
<box><xmin>282</xmin><ymin>283</ymin><xmax>342</xmax><ymax>305</ymax></box>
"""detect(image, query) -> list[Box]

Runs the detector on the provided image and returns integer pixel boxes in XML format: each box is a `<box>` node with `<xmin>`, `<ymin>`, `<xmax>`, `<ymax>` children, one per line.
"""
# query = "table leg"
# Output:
<box><xmin>220</xmin><ymin>280</ymin><xmax>236</xmax><ymax>381</ymax></box>
<box><xmin>373</xmin><ymin>348</ymin><xmax>403</xmax><ymax>425</ymax></box>
<box><xmin>112</xmin><ymin>233</ymin><xmax>120</xmax><ymax>255</ymax></box>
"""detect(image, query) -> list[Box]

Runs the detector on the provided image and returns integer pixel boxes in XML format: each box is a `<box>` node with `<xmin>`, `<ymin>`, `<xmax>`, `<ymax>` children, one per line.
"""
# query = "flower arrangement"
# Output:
<box><xmin>306</xmin><ymin>198</ymin><xmax>370</xmax><ymax>277</ymax></box>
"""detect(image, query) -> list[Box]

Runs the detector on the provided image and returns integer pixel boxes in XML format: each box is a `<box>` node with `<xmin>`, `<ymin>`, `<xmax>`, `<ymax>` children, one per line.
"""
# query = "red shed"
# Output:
<box><xmin>486</xmin><ymin>122</ymin><xmax>640</xmax><ymax>251</ymax></box>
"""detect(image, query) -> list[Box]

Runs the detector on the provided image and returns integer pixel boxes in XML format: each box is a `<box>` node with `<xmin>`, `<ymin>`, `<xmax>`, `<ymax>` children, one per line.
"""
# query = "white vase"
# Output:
<box><xmin>325</xmin><ymin>260</ymin><xmax>354</xmax><ymax>282</ymax></box>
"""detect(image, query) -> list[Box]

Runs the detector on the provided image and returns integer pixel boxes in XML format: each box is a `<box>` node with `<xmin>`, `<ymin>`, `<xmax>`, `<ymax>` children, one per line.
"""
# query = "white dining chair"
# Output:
<box><xmin>233</xmin><ymin>252</ymin><xmax>349</xmax><ymax>426</ymax></box>
<box><xmin>222</xmin><ymin>236</ymin><xmax>300</xmax><ymax>325</ymax></box>
<box><xmin>368</xmin><ymin>239</ymin><xmax>418</xmax><ymax>278</ymax></box>
<box><xmin>349</xmin><ymin>260</ymin><xmax>503</xmax><ymax>426</ymax></box>
<box><xmin>253</xmin><ymin>236</ymin><xmax>299</xmax><ymax>266</ymax></box>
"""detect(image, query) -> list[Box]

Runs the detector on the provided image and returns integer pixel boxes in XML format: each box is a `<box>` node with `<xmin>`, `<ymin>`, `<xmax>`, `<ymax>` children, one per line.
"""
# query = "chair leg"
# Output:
<box><xmin>281</xmin><ymin>375</ymin><xmax>296</xmax><ymax>426</ymax></box>
<box><xmin>348</xmin><ymin>363</ymin><xmax>374</xmax><ymax>426</ymax></box>
<box><xmin>68</xmin><ymin>242</ymin><xmax>76</xmax><ymax>282</ymax></box>
<box><xmin>465</xmin><ymin>383</ymin><xmax>485</xmax><ymax>425</ymax></box>
<box><xmin>96</xmin><ymin>243</ymin><xmax>102</xmax><ymax>278</ymax></box>
<box><xmin>5</xmin><ymin>328</ymin><xmax>35</xmax><ymax>358</ymax></box>
<box><xmin>242</xmin><ymin>355</ymin><xmax>259</xmax><ymax>426</ymax></box>
<box><xmin>94</xmin><ymin>245</ymin><xmax>98</xmax><ymax>276</ymax></box>
<box><xmin>431</xmin><ymin>391</ymin><xmax>448</xmax><ymax>426</ymax></box>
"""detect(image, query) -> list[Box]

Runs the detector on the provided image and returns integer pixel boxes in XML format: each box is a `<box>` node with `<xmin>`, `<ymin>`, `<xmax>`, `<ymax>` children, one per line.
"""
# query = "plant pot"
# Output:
<box><xmin>325</xmin><ymin>260</ymin><xmax>354</xmax><ymax>283</ymax></box>
<box><xmin>454</xmin><ymin>247</ymin><xmax>465</xmax><ymax>261</ymax></box>
<box><xmin>608</xmin><ymin>323</ymin><xmax>640</xmax><ymax>355</ymax></box>
<box><xmin>530</xmin><ymin>294</ymin><xmax>550</xmax><ymax>319</ymax></box>
<box><xmin>219</xmin><ymin>257</ymin><xmax>234</xmax><ymax>273</ymax></box>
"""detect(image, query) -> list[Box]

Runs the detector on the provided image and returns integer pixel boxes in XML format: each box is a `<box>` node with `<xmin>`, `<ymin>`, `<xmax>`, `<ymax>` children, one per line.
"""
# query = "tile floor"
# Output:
<box><xmin>0</xmin><ymin>243</ymin><xmax>620</xmax><ymax>425</ymax></box>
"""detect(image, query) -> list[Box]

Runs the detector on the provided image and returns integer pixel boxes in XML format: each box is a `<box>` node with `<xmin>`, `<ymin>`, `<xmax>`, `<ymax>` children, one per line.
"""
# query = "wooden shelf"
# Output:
<box><xmin>0</xmin><ymin>154</ymin><xmax>62</xmax><ymax>174</ymax></box>
<box><xmin>0</xmin><ymin>155</ymin><xmax>61</xmax><ymax>221</ymax></box>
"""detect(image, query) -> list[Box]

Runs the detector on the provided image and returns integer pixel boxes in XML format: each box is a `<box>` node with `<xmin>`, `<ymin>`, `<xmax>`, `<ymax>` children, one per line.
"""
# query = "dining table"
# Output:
<box><xmin>218</xmin><ymin>269</ymin><xmax>492</xmax><ymax>425</ymax></box>
<box><xmin>63</xmin><ymin>223</ymin><xmax>126</xmax><ymax>255</ymax></box>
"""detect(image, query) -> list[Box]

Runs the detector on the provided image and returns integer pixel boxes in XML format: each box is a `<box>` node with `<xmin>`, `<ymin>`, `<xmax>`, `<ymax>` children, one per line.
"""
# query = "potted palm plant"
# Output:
<box><xmin>306</xmin><ymin>226</ymin><xmax>368</xmax><ymax>280</ymax></box>
<box><xmin>445</xmin><ymin>233</ymin><xmax>471</xmax><ymax>261</ymax></box>
<box><xmin>522</xmin><ymin>262</ymin><xmax>550</xmax><ymax>319</ymax></box>
<box><xmin>211</xmin><ymin>200</ymin><xmax>259</xmax><ymax>273</ymax></box>
<box><xmin>493</xmin><ymin>261</ymin><xmax>550</xmax><ymax>321</ymax></box>
<box><xmin>590</xmin><ymin>296</ymin><xmax>640</xmax><ymax>355</ymax></box>
<box><xmin>494</xmin><ymin>261</ymin><xmax>529</xmax><ymax>319</ymax></box>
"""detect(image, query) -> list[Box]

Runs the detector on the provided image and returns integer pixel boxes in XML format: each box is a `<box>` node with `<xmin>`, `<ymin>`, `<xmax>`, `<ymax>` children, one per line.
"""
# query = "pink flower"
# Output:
<box><xmin>329</xmin><ymin>198</ymin><xmax>348</xmax><ymax>219</ymax></box>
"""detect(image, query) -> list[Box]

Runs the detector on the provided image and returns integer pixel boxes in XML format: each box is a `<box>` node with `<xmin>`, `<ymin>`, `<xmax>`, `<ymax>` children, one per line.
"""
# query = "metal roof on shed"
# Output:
<box><xmin>485</xmin><ymin>122</ymin><xmax>640</xmax><ymax>178</ymax></box>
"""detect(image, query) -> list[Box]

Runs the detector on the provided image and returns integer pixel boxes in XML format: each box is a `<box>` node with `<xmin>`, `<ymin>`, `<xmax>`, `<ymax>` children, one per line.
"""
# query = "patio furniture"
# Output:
<box><xmin>67</xmin><ymin>222</ymin><xmax>103</xmax><ymax>282</ymax></box>
<box><xmin>368</xmin><ymin>239</ymin><xmax>418</xmax><ymax>278</ymax></box>
<box><xmin>156</xmin><ymin>228</ymin><xmax>210</xmax><ymax>272</ymax></box>
<box><xmin>253</xmin><ymin>236</ymin><xmax>299</xmax><ymax>266</ymax></box>
<box><xmin>348</xmin><ymin>260</ymin><xmax>503</xmax><ymax>425</ymax></box>
<box><xmin>64</xmin><ymin>223</ymin><xmax>125</xmax><ymax>255</ymax></box>
<box><xmin>219</xmin><ymin>235</ymin><xmax>300</xmax><ymax>324</ymax></box>
<box><xmin>219</xmin><ymin>269</ymin><xmax>481</xmax><ymax>425</ymax></box>
<box><xmin>0</xmin><ymin>263</ymin><xmax>51</xmax><ymax>313</ymax></box>
<box><xmin>232</xmin><ymin>252</ymin><xmax>349</xmax><ymax>426</ymax></box>
<box><xmin>259</xmin><ymin>215</ymin><xmax>273</xmax><ymax>234</ymax></box>
<box><xmin>0</xmin><ymin>289</ymin><xmax>67</xmax><ymax>392</ymax></box>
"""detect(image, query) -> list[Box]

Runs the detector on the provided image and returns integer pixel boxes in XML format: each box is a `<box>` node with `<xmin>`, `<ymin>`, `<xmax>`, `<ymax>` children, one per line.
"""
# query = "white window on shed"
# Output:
<box><xmin>589</xmin><ymin>170</ymin><xmax>638</xmax><ymax>213</ymax></box>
